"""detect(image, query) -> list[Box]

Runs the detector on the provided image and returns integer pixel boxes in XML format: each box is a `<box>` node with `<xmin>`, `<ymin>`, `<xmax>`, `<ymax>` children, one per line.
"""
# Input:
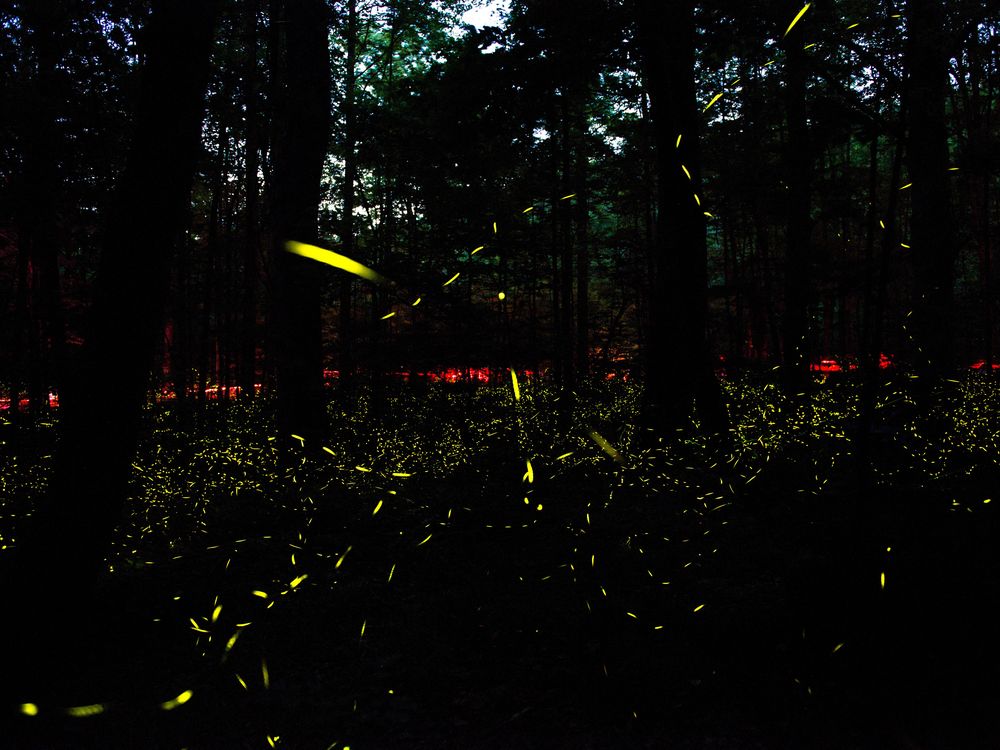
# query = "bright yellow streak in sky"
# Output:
<box><xmin>784</xmin><ymin>3</ymin><xmax>811</xmax><ymax>36</ymax></box>
<box><xmin>703</xmin><ymin>92</ymin><xmax>723</xmax><ymax>111</ymax></box>
<box><xmin>285</xmin><ymin>241</ymin><xmax>387</xmax><ymax>284</ymax></box>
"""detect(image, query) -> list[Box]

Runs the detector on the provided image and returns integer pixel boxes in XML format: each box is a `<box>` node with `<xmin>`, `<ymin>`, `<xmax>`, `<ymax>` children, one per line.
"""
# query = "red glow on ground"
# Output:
<box><xmin>808</xmin><ymin>354</ymin><xmax>894</xmax><ymax>373</ymax></box>
<box><xmin>155</xmin><ymin>384</ymin><xmax>264</xmax><ymax>402</ymax></box>
<box><xmin>0</xmin><ymin>392</ymin><xmax>59</xmax><ymax>411</ymax></box>
<box><xmin>969</xmin><ymin>360</ymin><xmax>1000</xmax><ymax>370</ymax></box>
<box><xmin>325</xmin><ymin>367</ymin><xmax>537</xmax><ymax>384</ymax></box>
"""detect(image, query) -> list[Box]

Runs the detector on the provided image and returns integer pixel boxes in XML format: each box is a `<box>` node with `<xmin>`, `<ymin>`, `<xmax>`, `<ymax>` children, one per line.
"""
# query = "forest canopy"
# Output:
<box><xmin>1</xmin><ymin>0</ymin><xmax>996</xmax><ymax>417</ymax></box>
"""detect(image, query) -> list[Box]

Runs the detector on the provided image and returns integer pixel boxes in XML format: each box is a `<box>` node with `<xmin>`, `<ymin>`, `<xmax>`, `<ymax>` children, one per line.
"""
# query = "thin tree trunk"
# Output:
<box><xmin>241</xmin><ymin>0</ymin><xmax>261</xmax><ymax>399</ymax></box>
<box><xmin>907</xmin><ymin>0</ymin><xmax>956</xmax><ymax>389</ymax></box>
<box><xmin>17</xmin><ymin>0</ymin><xmax>67</xmax><ymax>415</ymax></box>
<box><xmin>575</xmin><ymin>110</ymin><xmax>590</xmax><ymax>380</ymax></box>
<box><xmin>269</xmin><ymin>0</ymin><xmax>330</xmax><ymax>452</ymax></box>
<box><xmin>340</xmin><ymin>0</ymin><xmax>358</xmax><ymax>396</ymax></box>
<box><xmin>781</xmin><ymin>12</ymin><xmax>813</xmax><ymax>392</ymax></box>
<box><xmin>637</xmin><ymin>0</ymin><xmax>726</xmax><ymax>433</ymax></box>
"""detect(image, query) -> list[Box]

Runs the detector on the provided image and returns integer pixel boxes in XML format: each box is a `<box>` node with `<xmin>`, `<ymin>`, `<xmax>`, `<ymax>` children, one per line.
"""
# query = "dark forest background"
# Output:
<box><xmin>3</xmin><ymin>0</ymin><xmax>998</xmax><ymax>416</ymax></box>
<box><xmin>2</xmin><ymin>1</ymin><xmax>1000</xmax><ymax>747</ymax></box>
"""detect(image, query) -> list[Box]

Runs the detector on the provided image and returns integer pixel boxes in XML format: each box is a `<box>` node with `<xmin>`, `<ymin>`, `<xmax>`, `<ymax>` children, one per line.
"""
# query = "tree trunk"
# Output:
<box><xmin>781</xmin><ymin>9</ymin><xmax>813</xmax><ymax>392</ymax></box>
<box><xmin>339</xmin><ymin>0</ymin><xmax>358</xmax><ymax>397</ymax></box>
<box><xmin>241</xmin><ymin>0</ymin><xmax>261</xmax><ymax>399</ymax></box>
<box><xmin>907</xmin><ymin>0</ymin><xmax>956</xmax><ymax>387</ymax></box>
<box><xmin>16</xmin><ymin>0</ymin><xmax>68</xmax><ymax>416</ymax></box>
<box><xmin>268</xmin><ymin>0</ymin><xmax>331</xmax><ymax>452</ymax></box>
<box><xmin>575</xmin><ymin>109</ymin><xmax>591</xmax><ymax>380</ymax></box>
<box><xmin>636</xmin><ymin>0</ymin><xmax>726</xmax><ymax>433</ymax></box>
<box><xmin>2</xmin><ymin>0</ymin><xmax>218</xmax><ymax>693</ymax></box>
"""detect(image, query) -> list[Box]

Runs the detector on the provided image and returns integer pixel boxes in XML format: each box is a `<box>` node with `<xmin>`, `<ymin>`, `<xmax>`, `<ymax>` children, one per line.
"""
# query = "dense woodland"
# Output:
<box><xmin>2</xmin><ymin>0</ymin><xmax>998</xmax><ymax>412</ymax></box>
<box><xmin>1</xmin><ymin>0</ymin><xmax>1000</xmax><ymax>748</ymax></box>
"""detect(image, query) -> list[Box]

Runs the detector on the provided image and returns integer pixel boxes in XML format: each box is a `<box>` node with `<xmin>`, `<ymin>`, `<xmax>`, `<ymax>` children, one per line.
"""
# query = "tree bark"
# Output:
<box><xmin>636</xmin><ymin>0</ymin><xmax>726</xmax><ymax>433</ymax></box>
<box><xmin>575</xmin><ymin>108</ymin><xmax>591</xmax><ymax>380</ymax></box>
<box><xmin>16</xmin><ymin>0</ymin><xmax>68</xmax><ymax>416</ymax></box>
<box><xmin>781</xmin><ymin>7</ymin><xmax>813</xmax><ymax>392</ymax></box>
<box><xmin>339</xmin><ymin>0</ymin><xmax>358</xmax><ymax>397</ymax></box>
<box><xmin>241</xmin><ymin>0</ymin><xmax>261</xmax><ymax>399</ymax></box>
<box><xmin>268</xmin><ymin>0</ymin><xmax>331</xmax><ymax>452</ymax></box>
<box><xmin>2</xmin><ymin>0</ymin><xmax>218</xmax><ymax>693</ymax></box>
<box><xmin>907</xmin><ymin>0</ymin><xmax>956</xmax><ymax>387</ymax></box>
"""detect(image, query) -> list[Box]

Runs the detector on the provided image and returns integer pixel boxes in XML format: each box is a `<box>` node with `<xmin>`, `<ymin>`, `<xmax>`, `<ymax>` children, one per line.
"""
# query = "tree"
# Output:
<box><xmin>268</xmin><ymin>0</ymin><xmax>331</xmax><ymax>451</ymax></box>
<box><xmin>906</xmin><ymin>0</ymin><xmax>957</xmax><ymax>387</ymax></box>
<box><xmin>10</xmin><ymin>0</ymin><xmax>69</xmax><ymax>417</ymax></box>
<box><xmin>780</xmin><ymin>0</ymin><xmax>814</xmax><ymax>391</ymax></box>
<box><xmin>338</xmin><ymin>0</ymin><xmax>359</xmax><ymax>395</ymax></box>
<box><xmin>636</xmin><ymin>0</ymin><xmax>726</xmax><ymax>433</ymax></box>
<box><xmin>241</xmin><ymin>0</ymin><xmax>262</xmax><ymax>399</ymax></box>
<box><xmin>2</xmin><ymin>0</ymin><xmax>218</xmax><ymax>691</ymax></box>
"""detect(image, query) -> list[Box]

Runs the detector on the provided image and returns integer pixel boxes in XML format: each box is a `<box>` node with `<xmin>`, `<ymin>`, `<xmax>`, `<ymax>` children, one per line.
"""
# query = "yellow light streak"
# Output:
<box><xmin>66</xmin><ymin>703</ymin><xmax>105</xmax><ymax>718</ymax></box>
<box><xmin>703</xmin><ymin>92</ymin><xmax>724</xmax><ymax>111</ymax></box>
<box><xmin>160</xmin><ymin>690</ymin><xmax>193</xmax><ymax>711</ymax></box>
<box><xmin>784</xmin><ymin>3</ymin><xmax>811</xmax><ymax>36</ymax></box>
<box><xmin>285</xmin><ymin>240</ymin><xmax>387</xmax><ymax>284</ymax></box>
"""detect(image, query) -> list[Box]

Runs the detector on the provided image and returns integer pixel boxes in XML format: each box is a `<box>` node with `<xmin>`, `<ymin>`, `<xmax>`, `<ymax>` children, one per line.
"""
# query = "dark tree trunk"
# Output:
<box><xmin>201</xmin><ymin>100</ymin><xmax>229</xmax><ymax>404</ymax></box>
<box><xmin>16</xmin><ymin>0</ymin><xmax>68</xmax><ymax>416</ymax></box>
<box><xmin>907</xmin><ymin>0</ymin><xmax>956</xmax><ymax>386</ymax></box>
<box><xmin>636</xmin><ymin>0</ymin><xmax>726</xmax><ymax>433</ymax></box>
<box><xmin>241</xmin><ymin>0</ymin><xmax>261</xmax><ymax>399</ymax></box>
<box><xmin>575</xmin><ymin>109</ymin><xmax>591</xmax><ymax>380</ymax></box>
<box><xmin>171</xmin><ymin>224</ymin><xmax>194</xmax><ymax>422</ymax></box>
<box><xmin>781</xmin><ymin>10</ymin><xmax>813</xmax><ymax>392</ymax></box>
<box><xmin>2</xmin><ymin>0</ymin><xmax>218</xmax><ymax>692</ymax></box>
<box><xmin>340</xmin><ymin>0</ymin><xmax>358</xmax><ymax>397</ymax></box>
<box><xmin>268</xmin><ymin>0</ymin><xmax>330</xmax><ymax>452</ymax></box>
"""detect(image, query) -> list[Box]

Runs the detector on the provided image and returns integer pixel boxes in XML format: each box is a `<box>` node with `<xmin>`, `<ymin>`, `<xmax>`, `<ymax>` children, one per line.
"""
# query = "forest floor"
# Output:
<box><xmin>2</xmin><ymin>374</ymin><xmax>1000</xmax><ymax>749</ymax></box>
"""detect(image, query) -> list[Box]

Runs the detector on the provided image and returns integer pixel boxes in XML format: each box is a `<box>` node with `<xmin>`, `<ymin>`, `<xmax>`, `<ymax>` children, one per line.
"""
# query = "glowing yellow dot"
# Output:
<box><xmin>498</xmin><ymin>291</ymin><xmax>505</xmax><ymax>300</ymax></box>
